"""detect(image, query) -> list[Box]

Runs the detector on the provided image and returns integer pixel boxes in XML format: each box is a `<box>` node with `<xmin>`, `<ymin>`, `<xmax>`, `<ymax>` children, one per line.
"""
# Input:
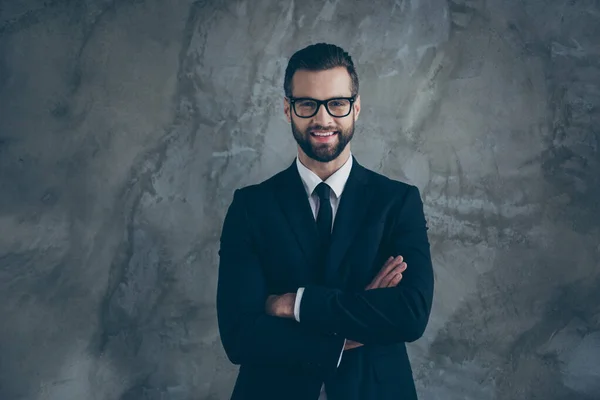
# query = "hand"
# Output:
<box><xmin>344</xmin><ymin>256</ymin><xmax>407</xmax><ymax>350</ymax></box>
<box><xmin>365</xmin><ymin>255</ymin><xmax>407</xmax><ymax>290</ymax></box>
<box><xmin>265</xmin><ymin>293</ymin><xmax>296</xmax><ymax>319</ymax></box>
<box><xmin>344</xmin><ymin>339</ymin><xmax>363</xmax><ymax>351</ymax></box>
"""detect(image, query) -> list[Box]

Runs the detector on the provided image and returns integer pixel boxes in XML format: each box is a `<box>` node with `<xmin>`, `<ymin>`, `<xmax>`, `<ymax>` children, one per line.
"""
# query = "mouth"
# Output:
<box><xmin>310</xmin><ymin>130</ymin><xmax>338</xmax><ymax>142</ymax></box>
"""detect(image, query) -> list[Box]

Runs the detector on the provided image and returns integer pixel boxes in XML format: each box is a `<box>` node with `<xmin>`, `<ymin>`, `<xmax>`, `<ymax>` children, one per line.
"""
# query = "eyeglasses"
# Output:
<box><xmin>287</xmin><ymin>96</ymin><xmax>356</xmax><ymax>118</ymax></box>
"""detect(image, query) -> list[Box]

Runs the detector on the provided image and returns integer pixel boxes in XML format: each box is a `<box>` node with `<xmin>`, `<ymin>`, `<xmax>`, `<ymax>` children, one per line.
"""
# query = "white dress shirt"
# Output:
<box><xmin>293</xmin><ymin>152</ymin><xmax>353</xmax><ymax>399</ymax></box>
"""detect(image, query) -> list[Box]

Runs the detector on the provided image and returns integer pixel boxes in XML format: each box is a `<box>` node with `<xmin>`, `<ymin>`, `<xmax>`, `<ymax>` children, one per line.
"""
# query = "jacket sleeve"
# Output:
<box><xmin>216</xmin><ymin>188</ymin><xmax>346</xmax><ymax>378</ymax></box>
<box><xmin>297</xmin><ymin>185</ymin><xmax>434</xmax><ymax>345</ymax></box>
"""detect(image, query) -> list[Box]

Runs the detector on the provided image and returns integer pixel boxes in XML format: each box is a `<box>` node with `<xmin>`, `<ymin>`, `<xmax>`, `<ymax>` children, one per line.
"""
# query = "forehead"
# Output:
<box><xmin>291</xmin><ymin>67</ymin><xmax>352</xmax><ymax>99</ymax></box>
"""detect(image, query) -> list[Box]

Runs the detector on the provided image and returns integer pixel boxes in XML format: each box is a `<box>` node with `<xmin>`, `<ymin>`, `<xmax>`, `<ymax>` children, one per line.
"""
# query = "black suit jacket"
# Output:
<box><xmin>217</xmin><ymin>156</ymin><xmax>434</xmax><ymax>400</ymax></box>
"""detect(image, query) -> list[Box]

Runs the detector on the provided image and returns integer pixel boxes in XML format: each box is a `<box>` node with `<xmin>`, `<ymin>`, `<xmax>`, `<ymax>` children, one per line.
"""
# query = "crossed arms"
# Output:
<box><xmin>216</xmin><ymin>185</ymin><xmax>434</xmax><ymax>379</ymax></box>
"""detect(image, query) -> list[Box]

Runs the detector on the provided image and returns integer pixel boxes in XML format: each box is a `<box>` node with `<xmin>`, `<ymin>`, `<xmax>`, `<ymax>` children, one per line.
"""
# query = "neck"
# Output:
<box><xmin>298</xmin><ymin>147</ymin><xmax>351</xmax><ymax>181</ymax></box>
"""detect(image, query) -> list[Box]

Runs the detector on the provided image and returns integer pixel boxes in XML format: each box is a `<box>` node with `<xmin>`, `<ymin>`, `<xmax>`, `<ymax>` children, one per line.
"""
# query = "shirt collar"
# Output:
<box><xmin>295</xmin><ymin>152</ymin><xmax>353</xmax><ymax>199</ymax></box>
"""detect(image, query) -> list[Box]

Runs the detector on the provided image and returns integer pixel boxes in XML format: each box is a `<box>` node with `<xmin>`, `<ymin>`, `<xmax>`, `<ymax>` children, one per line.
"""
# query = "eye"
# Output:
<box><xmin>297</xmin><ymin>100</ymin><xmax>317</xmax><ymax>109</ymax></box>
<box><xmin>328</xmin><ymin>99</ymin><xmax>351</xmax><ymax>110</ymax></box>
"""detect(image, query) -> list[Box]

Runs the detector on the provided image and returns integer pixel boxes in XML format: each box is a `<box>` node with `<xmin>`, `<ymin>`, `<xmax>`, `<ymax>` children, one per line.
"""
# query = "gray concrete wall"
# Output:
<box><xmin>1</xmin><ymin>0</ymin><xmax>599</xmax><ymax>399</ymax></box>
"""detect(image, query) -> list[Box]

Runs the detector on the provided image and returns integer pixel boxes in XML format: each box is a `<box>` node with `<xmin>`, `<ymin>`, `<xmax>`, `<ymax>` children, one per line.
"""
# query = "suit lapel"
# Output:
<box><xmin>274</xmin><ymin>156</ymin><xmax>374</xmax><ymax>283</ymax></box>
<box><xmin>275</xmin><ymin>161</ymin><xmax>321</xmax><ymax>267</ymax></box>
<box><xmin>324</xmin><ymin>157</ymin><xmax>373</xmax><ymax>284</ymax></box>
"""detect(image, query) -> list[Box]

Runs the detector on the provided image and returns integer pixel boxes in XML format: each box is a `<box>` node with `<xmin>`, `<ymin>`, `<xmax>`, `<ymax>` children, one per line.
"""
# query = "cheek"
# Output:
<box><xmin>294</xmin><ymin>120</ymin><xmax>310</xmax><ymax>131</ymax></box>
<box><xmin>339</xmin><ymin>120</ymin><xmax>353</xmax><ymax>131</ymax></box>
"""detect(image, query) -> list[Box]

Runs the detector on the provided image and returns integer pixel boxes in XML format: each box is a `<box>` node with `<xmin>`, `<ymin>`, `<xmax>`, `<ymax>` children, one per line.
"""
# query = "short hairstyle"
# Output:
<box><xmin>283</xmin><ymin>43</ymin><xmax>359</xmax><ymax>98</ymax></box>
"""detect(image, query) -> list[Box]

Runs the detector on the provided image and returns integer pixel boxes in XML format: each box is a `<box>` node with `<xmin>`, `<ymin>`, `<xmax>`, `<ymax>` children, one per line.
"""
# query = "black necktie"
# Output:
<box><xmin>314</xmin><ymin>182</ymin><xmax>333</xmax><ymax>245</ymax></box>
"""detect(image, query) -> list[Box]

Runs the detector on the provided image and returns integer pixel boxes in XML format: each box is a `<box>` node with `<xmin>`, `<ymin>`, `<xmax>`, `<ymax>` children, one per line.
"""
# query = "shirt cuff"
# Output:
<box><xmin>294</xmin><ymin>287</ymin><xmax>305</xmax><ymax>322</ymax></box>
<box><xmin>337</xmin><ymin>340</ymin><xmax>345</xmax><ymax>367</ymax></box>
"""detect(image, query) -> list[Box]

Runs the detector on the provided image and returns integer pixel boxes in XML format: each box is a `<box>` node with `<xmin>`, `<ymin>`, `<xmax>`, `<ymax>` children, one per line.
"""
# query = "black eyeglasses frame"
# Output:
<box><xmin>286</xmin><ymin>96</ymin><xmax>357</xmax><ymax>118</ymax></box>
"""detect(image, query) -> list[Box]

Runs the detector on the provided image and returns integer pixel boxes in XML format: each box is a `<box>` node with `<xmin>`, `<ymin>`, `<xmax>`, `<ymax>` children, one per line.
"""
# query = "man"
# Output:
<box><xmin>216</xmin><ymin>43</ymin><xmax>434</xmax><ymax>400</ymax></box>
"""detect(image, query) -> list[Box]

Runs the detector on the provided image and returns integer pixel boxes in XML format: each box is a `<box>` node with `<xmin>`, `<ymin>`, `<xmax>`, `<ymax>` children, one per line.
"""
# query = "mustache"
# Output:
<box><xmin>308</xmin><ymin>125</ymin><xmax>339</xmax><ymax>132</ymax></box>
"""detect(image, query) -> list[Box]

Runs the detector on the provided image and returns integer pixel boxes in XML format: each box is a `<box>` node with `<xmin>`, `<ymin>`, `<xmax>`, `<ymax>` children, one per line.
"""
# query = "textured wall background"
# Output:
<box><xmin>1</xmin><ymin>0</ymin><xmax>599</xmax><ymax>399</ymax></box>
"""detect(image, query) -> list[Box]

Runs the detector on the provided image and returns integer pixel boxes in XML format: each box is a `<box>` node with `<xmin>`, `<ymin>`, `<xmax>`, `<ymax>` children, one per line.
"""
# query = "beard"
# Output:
<box><xmin>291</xmin><ymin>113</ymin><xmax>355</xmax><ymax>163</ymax></box>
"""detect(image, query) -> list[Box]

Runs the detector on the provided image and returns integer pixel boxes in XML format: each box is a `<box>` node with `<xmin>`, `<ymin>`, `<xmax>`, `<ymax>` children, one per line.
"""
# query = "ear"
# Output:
<box><xmin>284</xmin><ymin>97</ymin><xmax>292</xmax><ymax>123</ymax></box>
<box><xmin>353</xmin><ymin>95</ymin><xmax>361</xmax><ymax>122</ymax></box>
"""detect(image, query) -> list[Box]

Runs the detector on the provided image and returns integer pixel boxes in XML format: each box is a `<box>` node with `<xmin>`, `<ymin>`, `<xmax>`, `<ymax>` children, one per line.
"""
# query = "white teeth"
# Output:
<box><xmin>312</xmin><ymin>131</ymin><xmax>335</xmax><ymax>137</ymax></box>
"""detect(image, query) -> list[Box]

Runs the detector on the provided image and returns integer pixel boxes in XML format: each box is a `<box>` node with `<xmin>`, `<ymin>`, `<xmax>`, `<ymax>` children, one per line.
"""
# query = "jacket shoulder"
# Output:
<box><xmin>361</xmin><ymin>166</ymin><xmax>420</xmax><ymax>199</ymax></box>
<box><xmin>229</xmin><ymin>167</ymin><xmax>287</xmax><ymax>203</ymax></box>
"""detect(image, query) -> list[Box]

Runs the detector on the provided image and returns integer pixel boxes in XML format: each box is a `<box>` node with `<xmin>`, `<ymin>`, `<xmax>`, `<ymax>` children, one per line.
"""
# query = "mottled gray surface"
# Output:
<box><xmin>1</xmin><ymin>0</ymin><xmax>599</xmax><ymax>399</ymax></box>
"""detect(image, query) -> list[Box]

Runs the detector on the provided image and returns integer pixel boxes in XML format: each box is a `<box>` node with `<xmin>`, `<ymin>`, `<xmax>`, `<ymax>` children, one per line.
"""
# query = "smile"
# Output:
<box><xmin>310</xmin><ymin>131</ymin><xmax>337</xmax><ymax>137</ymax></box>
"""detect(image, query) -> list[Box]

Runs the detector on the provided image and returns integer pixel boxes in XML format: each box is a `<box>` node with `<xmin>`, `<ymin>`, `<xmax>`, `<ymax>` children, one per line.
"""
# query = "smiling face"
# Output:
<box><xmin>284</xmin><ymin>67</ymin><xmax>361</xmax><ymax>164</ymax></box>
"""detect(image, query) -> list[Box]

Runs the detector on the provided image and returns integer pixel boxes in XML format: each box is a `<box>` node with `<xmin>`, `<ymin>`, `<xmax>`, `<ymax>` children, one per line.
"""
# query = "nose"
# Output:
<box><xmin>313</xmin><ymin>103</ymin><xmax>335</xmax><ymax>125</ymax></box>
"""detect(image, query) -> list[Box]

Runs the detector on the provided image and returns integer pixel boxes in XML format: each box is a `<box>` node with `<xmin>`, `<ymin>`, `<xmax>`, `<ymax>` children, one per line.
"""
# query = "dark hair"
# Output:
<box><xmin>283</xmin><ymin>43</ymin><xmax>359</xmax><ymax>98</ymax></box>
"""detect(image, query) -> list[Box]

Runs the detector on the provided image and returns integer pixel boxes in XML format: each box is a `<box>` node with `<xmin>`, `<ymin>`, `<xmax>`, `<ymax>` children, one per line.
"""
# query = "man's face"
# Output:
<box><xmin>284</xmin><ymin>67</ymin><xmax>361</xmax><ymax>163</ymax></box>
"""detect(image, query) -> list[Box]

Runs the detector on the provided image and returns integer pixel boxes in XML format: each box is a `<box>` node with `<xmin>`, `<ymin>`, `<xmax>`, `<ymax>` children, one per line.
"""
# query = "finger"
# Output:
<box><xmin>385</xmin><ymin>255</ymin><xmax>403</xmax><ymax>270</ymax></box>
<box><xmin>376</xmin><ymin>260</ymin><xmax>407</xmax><ymax>288</ymax></box>
<box><xmin>386</xmin><ymin>262</ymin><xmax>406</xmax><ymax>277</ymax></box>
<box><xmin>378</xmin><ymin>273</ymin><xmax>393</xmax><ymax>288</ymax></box>
<box><xmin>380</xmin><ymin>266</ymin><xmax>401</xmax><ymax>287</ymax></box>
<box><xmin>381</xmin><ymin>255</ymin><xmax>403</xmax><ymax>274</ymax></box>
<box><xmin>385</xmin><ymin>272</ymin><xmax>402</xmax><ymax>288</ymax></box>
<box><xmin>387</xmin><ymin>272</ymin><xmax>403</xmax><ymax>287</ymax></box>
<box><xmin>371</xmin><ymin>256</ymin><xmax>403</xmax><ymax>287</ymax></box>
<box><xmin>395</xmin><ymin>261</ymin><xmax>407</xmax><ymax>273</ymax></box>
<box><xmin>367</xmin><ymin>256</ymin><xmax>404</xmax><ymax>290</ymax></box>
<box><xmin>377</xmin><ymin>256</ymin><xmax>395</xmax><ymax>275</ymax></box>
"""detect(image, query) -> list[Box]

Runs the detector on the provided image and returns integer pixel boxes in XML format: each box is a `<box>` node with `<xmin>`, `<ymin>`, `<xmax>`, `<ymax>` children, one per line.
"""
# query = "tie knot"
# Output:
<box><xmin>314</xmin><ymin>182</ymin><xmax>331</xmax><ymax>201</ymax></box>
